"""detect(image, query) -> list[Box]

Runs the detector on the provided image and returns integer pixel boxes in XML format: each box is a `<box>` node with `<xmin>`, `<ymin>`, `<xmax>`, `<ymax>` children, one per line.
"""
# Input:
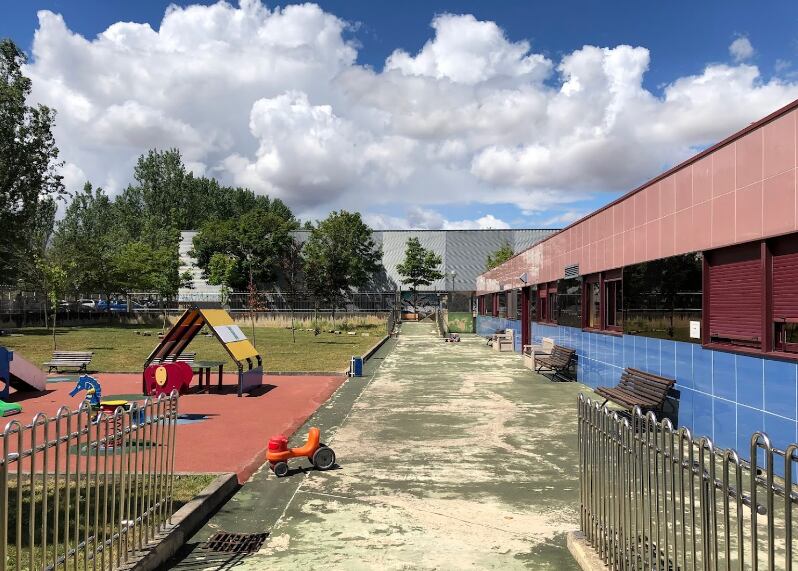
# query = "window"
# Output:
<box><xmin>605</xmin><ymin>280</ymin><xmax>623</xmax><ymax>331</ymax></box>
<box><xmin>586</xmin><ymin>280</ymin><xmax>600</xmax><ymax>329</ymax></box>
<box><xmin>498</xmin><ymin>292</ymin><xmax>507</xmax><ymax>318</ymax></box>
<box><xmin>557</xmin><ymin>278</ymin><xmax>582</xmax><ymax>328</ymax></box>
<box><xmin>771</xmin><ymin>235</ymin><xmax>798</xmax><ymax>353</ymax></box>
<box><xmin>537</xmin><ymin>287</ymin><xmax>548</xmax><ymax>322</ymax></box>
<box><xmin>515</xmin><ymin>289</ymin><xmax>523</xmax><ymax>321</ymax></box>
<box><xmin>623</xmin><ymin>254</ymin><xmax>702</xmax><ymax>343</ymax></box>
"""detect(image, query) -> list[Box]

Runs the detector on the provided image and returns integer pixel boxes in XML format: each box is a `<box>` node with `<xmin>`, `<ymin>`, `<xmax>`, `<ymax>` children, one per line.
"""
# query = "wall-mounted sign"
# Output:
<box><xmin>690</xmin><ymin>321</ymin><xmax>701</xmax><ymax>339</ymax></box>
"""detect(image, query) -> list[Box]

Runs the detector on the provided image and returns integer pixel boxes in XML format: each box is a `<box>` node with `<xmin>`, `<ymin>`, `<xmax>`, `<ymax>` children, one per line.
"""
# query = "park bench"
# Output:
<box><xmin>151</xmin><ymin>352</ymin><xmax>196</xmax><ymax>366</ymax></box>
<box><xmin>522</xmin><ymin>337</ymin><xmax>554</xmax><ymax>370</ymax></box>
<box><xmin>534</xmin><ymin>344</ymin><xmax>576</xmax><ymax>381</ymax></box>
<box><xmin>44</xmin><ymin>351</ymin><xmax>94</xmax><ymax>373</ymax></box>
<box><xmin>492</xmin><ymin>329</ymin><xmax>514</xmax><ymax>352</ymax></box>
<box><xmin>595</xmin><ymin>368</ymin><xmax>675</xmax><ymax>413</ymax></box>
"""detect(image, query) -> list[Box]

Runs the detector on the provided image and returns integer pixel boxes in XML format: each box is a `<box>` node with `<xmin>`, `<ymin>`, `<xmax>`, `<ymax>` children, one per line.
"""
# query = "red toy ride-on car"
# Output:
<box><xmin>267</xmin><ymin>427</ymin><xmax>336</xmax><ymax>477</ymax></box>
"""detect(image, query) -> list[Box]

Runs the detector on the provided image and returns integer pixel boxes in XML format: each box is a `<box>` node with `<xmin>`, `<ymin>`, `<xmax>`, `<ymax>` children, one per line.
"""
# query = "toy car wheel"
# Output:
<box><xmin>273</xmin><ymin>461</ymin><xmax>289</xmax><ymax>477</ymax></box>
<box><xmin>312</xmin><ymin>446</ymin><xmax>336</xmax><ymax>470</ymax></box>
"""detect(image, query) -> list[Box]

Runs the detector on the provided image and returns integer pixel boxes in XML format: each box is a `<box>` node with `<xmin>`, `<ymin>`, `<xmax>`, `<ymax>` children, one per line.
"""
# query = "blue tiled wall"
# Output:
<box><xmin>476</xmin><ymin>316</ymin><xmax>798</xmax><ymax>459</ymax></box>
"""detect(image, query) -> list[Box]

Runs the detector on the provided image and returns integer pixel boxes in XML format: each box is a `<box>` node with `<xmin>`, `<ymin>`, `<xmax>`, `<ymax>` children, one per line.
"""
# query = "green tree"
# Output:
<box><xmin>280</xmin><ymin>237</ymin><xmax>304</xmax><ymax>342</ymax></box>
<box><xmin>191</xmin><ymin>203</ymin><xmax>297</xmax><ymax>289</ymax></box>
<box><xmin>51</xmin><ymin>183</ymin><xmax>123</xmax><ymax>314</ymax></box>
<box><xmin>37</xmin><ymin>258</ymin><xmax>70</xmax><ymax>349</ymax></box>
<box><xmin>0</xmin><ymin>39</ymin><xmax>64</xmax><ymax>283</ymax></box>
<box><xmin>206</xmin><ymin>253</ymin><xmax>237</xmax><ymax>308</ymax></box>
<box><xmin>303</xmin><ymin>211</ymin><xmax>382</xmax><ymax>327</ymax></box>
<box><xmin>486</xmin><ymin>241</ymin><xmax>514</xmax><ymax>270</ymax></box>
<box><xmin>396</xmin><ymin>237</ymin><xmax>443</xmax><ymax>313</ymax></box>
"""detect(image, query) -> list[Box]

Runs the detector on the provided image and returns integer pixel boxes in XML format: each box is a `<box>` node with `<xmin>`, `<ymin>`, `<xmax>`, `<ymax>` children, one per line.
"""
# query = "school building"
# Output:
<box><xmin>476</xmin><ymin>98</ymin><xmax>798</xmax><ymax>456</ymax></box>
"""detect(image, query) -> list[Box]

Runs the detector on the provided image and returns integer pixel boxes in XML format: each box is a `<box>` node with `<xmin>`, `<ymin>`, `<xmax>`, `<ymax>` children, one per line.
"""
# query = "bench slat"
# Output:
<box><xmin>597</xmin><ymin>367</ymin><xmax>675</xmax><ymax>412</ymax></box>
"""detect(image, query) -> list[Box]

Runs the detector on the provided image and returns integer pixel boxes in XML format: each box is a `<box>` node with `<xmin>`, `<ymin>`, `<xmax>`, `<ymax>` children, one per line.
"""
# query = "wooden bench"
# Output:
<box><xmin>595</xmin><ymin>368</ymin><xmax>675</xmax><ymax>412</ymax></box>
<box><xmin>534</xmin><ymin>345</ymin><xmax>576</xmax><ymax>380</ymax></box>
<box><xmin>44</xmin><ymin>351</ymin><xmax>94</xmax><ymax>373</ymax></box>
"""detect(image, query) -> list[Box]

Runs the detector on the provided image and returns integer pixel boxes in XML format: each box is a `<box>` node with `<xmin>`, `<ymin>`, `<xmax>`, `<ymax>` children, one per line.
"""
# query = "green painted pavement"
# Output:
<box><xmin>170</xmin><ymin>322</ymin><xmax>593</xmax><ymax>570</ymax></box>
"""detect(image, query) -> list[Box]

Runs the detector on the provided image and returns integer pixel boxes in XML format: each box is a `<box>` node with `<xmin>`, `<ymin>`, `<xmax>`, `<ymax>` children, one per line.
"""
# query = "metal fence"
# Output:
<box><xmin>0</xmin><ymin>392</ymin><xmax>179</xmax><ymax>571</ymax></box>
<box><xmin>578</xmin><ymin>393</ymin><xmax>798</xmax><ymax>570</ymax></box>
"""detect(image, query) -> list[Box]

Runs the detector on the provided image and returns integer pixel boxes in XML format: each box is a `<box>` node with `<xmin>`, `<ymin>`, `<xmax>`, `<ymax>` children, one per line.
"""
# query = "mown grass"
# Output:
<box><xmin>3</xmin><ymin>322</ymin><xmax>385</xmax><ymax>373</ymax></box>
<box><xmin>4</xmin><ymin>473</ymin><xmax>215</xmax><ymax>570</ymax></box>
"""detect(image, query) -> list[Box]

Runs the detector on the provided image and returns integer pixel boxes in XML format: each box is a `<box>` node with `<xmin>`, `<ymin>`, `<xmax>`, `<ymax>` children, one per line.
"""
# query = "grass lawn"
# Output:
<box><xmin>2</xmin><ymin>323</ymin><xmax>385</xmax><ymax>373</ymax></box>
<box><xmin>5</xmin><ymin>473</ymin><xmax>215</xmax><ymax>570</ymax></box>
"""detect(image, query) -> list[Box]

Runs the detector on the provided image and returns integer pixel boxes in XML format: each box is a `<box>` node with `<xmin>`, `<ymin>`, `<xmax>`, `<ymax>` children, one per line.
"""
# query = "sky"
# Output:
<box><xmin>4</xmin><ymin>1</ymin><xmax>798</xmax><ymax>230</ymax></box>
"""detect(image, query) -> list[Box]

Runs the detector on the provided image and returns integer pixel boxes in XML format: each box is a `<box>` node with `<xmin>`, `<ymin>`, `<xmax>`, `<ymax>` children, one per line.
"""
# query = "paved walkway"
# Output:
<box><xmin>172</xmin><ymin>322</ymin><xmax>589</xmax><ymax>569</ymax></box>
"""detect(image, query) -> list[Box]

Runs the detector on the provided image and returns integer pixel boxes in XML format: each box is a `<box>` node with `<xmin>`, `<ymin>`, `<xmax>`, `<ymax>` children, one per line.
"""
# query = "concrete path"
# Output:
<box><xmin>172</xmin><ymin>322</ymin><xmax>588</xmax><ymax>569</ymax></box>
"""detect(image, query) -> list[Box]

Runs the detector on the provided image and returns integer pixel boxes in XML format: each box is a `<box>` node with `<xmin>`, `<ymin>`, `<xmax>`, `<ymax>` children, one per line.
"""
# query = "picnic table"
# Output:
<box><xmin>193</xmin><ymin>360</ymin><xmax>225</xmax><ymax>391</ymax></box>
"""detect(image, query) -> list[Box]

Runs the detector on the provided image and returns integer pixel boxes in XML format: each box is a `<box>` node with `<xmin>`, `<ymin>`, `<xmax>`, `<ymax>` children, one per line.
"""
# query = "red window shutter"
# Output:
<box><xmin>772</xmin><ymin>235</ymin><xmax>798</xmax><ymax>320</ymax></box>
<box><xmin>707</xmin><ymin>242</ymin><xmax>762</xmax><ymax>346</ymax></box>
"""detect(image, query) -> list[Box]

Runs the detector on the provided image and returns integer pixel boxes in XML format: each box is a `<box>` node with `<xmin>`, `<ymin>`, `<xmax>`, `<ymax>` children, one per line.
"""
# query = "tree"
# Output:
<box><xmin>303</xmin><ymin>211</ymin><xmax>382</xmax><ymax>328</ymax></box>
<box><xmin>206</xmin><ymin>253</ymin><xmax>237</xmax><ymax>308</ymax></box>
<box><xmin>486</xmin><ymin>241</ymin><xmax>514</xmax><ymax>270</ymax></box>
<box><xmin>0</xmin><ymin>39</ymin><xmax>64</xmax><ymax>283</ymax></box>
<box><xmin>280</xmin><ymin>237</ymin><xmax>304</xmax><ymax>342</ymax></box>
<box><xmin>191</xmin><ymin>203</ymin><xmax>297</xmax><ymax>290</ymax></box>
<box><xmin>396</xmin><ymin>237</ymin><xmax>443</xmax><ymax>314</ymax></box>
<box><xmin>37</xmin><ymin>258</ymin><xmax>70</xmax><ymax>349</ymax></box>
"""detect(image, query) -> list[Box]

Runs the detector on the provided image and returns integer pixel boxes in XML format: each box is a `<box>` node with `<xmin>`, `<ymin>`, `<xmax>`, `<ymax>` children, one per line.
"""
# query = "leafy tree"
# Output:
<box><xmin>37</xmin><ymin>258</ymin><xmax>70</xmax><ymax>349</ymax></box>
<box><xmin>486</xmin><ymin>241</ymin><xmax>514</xmax><ymax>270</ymax></box>
<box><xmin>191</xmin><ymin>204</ymin><xmax>297</xmax><ymax>289</ymax></box>
<box><xmin>396</xmin><ymin>237</ymin><xmax>443</xmax><ymax>313</ymax></box>
<box><xmin>51</xmin><ymin>183</ymin><xmax>122</xmax><ymax>313</ymax></box>
<box><xmin>303</xmin><ymin>211</ymin><xmax>382</xmax><ymax>327</ymax></box>
<box><xmin>206</xmin><ymin>253</ymin><xmax>237</xmax><ymax>308</ymax></box>
<box><xmin>0</xmin><ymin>39</ymin><xmax>64</xmax><ymax>283</ymax></box>
<box><xmin>280</xmin><ymin>237</ymin><xmax>304</xmax><ymax>342</ymax></box>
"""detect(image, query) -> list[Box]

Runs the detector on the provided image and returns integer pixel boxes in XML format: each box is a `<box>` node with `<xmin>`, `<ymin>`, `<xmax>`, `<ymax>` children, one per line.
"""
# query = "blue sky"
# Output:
<box><xmin>5</xmin><ymin>1</ymin><xmax>798</xmax><ymax>229</ymax></box>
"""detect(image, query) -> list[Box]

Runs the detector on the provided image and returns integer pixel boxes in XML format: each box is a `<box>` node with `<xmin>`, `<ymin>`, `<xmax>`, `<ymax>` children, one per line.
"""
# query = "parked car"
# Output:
<box><xmin>96</xmin><ymin>300</ymin><xmax>145</xmax><ymax>312</ymax></box>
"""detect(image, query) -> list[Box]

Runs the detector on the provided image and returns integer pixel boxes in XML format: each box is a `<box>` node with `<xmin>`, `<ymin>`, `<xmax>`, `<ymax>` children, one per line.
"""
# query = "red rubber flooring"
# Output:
<box><xmin>7</xmin><ymin>372</ymin><xmax>347</xmax><ymax>483</ymax></box>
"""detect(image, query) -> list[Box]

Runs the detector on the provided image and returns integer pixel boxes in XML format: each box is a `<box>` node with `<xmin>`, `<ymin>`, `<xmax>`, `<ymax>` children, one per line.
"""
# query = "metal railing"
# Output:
<box><xmin>0</xmin><ymin>392</ymin><xmax>179</xmax><ymax>571</ymax></box>
<box><xmin>435</xmin><ymin>309</ymin><xmax>448</xmax><ymax>337</ymax></box>
<box><xmin>578</xmin><ymin>393</ymin><xmax>798</xmax><ymax>570</ymax></box>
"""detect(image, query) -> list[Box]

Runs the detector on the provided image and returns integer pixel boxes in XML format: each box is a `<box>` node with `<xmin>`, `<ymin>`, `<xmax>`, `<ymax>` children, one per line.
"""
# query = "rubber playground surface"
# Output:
<box><xmin>7</xmin><ymin>372</ymin><xmax>346</xmax><ymax>482</ymax></box>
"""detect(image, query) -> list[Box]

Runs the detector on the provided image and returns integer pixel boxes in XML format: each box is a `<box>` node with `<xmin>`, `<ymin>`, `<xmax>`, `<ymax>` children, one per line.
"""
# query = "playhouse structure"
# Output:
<box><xmin>143</xmin><ymin>308</ymin><xmax>263</xmax><ymax>397</ymax></box>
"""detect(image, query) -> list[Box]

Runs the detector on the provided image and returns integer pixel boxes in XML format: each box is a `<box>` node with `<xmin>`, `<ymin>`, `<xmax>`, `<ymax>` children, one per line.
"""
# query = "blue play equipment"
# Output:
<box><xmin>349</xmin><ymin>356</ymin><xmax>363</xmax><ymax>377</ymax></box>
<box><xmin>69</xmin><ymin>374</ymin><xmax>103</xmax><ymax>408</ymax></box>
<box><xmin>0</xmin><ymin>347</ymin><xmax>11</xmax><ymax>400</ymax></box>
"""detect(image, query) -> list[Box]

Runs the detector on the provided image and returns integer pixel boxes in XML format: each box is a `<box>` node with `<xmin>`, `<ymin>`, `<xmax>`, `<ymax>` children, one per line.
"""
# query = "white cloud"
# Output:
<box><xmin>729</xmin><ymin>36</ymin><xmax>754</xmax><ymax>62</ymax></box>
<box><xmin>366</xmin><ymin>207</ymin><xmax>510</xmax><ymax>230</ymax></box>
<box><xmin>23</xmin><ymin>3</ymin><xmax>798</xmax><ymax>227</ymax></box>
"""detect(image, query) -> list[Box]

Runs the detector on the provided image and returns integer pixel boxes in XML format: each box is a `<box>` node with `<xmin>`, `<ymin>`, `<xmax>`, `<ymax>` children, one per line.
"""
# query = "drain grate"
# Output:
<box><xmin>203</xmin><ymin>532</ymin><xmax>269</xmax><ymax>554</ymax></box>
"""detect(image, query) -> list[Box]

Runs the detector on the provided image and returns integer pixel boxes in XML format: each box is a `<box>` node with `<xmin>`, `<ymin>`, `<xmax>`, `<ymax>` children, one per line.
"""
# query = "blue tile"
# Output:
<box><xmin>713</xmin><ymin>398</ymin><xmax>736</xmax><ymax>451</ymax></box>
<box><xmin>736</xmin><ymin>355</ymin><xmax>764</xmax><ymax>410</ymax></box>
<box><xmin>764</xmin><ymin>414</ymin><xmax>797</xmax><ymax>476</ymax></box>
<box><xmin>674</xmin><ymin>342</ymin><xmax>693</xmax><ymax>389</ymax></box>
<box><xmin>675</xmin><ymin>387</ymin><xmax>694</xmax><ymax>429</ymax></box>
<box><xmin>631</xmin><ymin>335</ymin><xmax>646</xmax><ymax>370</ymax></box>
<box><xmin>622</xmin><ymin>335</ymin><xmax>634</xmax><ymax>368</ymax></box>
<box><xmin>712</xmin><ymin>350</ymin><xmax>736</xmax><ymax>401</ymax></box>
<box><xmin>692</xmin><ymin>391</ymin><xmax>714</xmax><ymax>440</ymax></box>
<box><xmin>763</xmin><ymin>359</ymin><xmax>797</xmax><ymax>420</ymax></box>
<box><xmin>645</xmin><ymin>337</ymin><xmax>661</xmax><ymax>375</ymax></box>
<box><xmin>660</xmin><ymin>340</ymin><xmax>676</xmax><ymax>381</ymax></box>
<box><xmin>737</xmin><ymin>406</ymin><xmax>765</xmax><ymax>463</ymax></box>
<box><xmin>693</xmin><ymin>346</ymin><xmax>712</xmax><ymax>394</ymax></box>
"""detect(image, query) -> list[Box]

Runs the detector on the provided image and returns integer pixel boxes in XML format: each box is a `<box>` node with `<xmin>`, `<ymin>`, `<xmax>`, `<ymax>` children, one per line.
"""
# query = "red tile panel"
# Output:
<box><xmin>692</xmin><ymin>200</ymin><xmax>712</xmax><ymax>251</ymax></box>
<box><xmin>675</xmin><ymin>166</ymin><xmax>692</xmax><ymax>212</ymax></box>
<box><xmin>660</xmin><ymin>174</ymin><xmax>676</xmax><ymax>215</ymax></box>
<box><xmin>623</xmin><ymin>230</ymin><xmax>634</xmax><ymax>266</ymax></box>
<box><xmin>693</xmin><ymin>156</ymin><xmax>712</xmax><ymax>204</ymax></box>
<box><xmin>674</xmin><ymin>207</ymin><xmax>693</xmax><ymax>254</ymax></box>
<box><xmin>623</xmin><ymin>198</ymin><xmax>635</xmax><ymax>231</ymax></box>
<box><xmin>634</xmin><ymin>191</ymin><xmax>646</xmax><ymax>228</ymax></box>
<box><xmin>713</xmin><ymin>144</ymin><xmax>735</xmax><ymax>197</ymax></box>
<box><xmin>735</xmin><ymin>181</ymin><xmax>763</xmax><ymax>241</ymax></box>
<box><xmin>645</xmin><ymin>183</ymin><xmax>660</xmax><ymax>222</ymax></box>
<box><xmin>633</xmin><ymin>225</ymin><xmax>646</xmax><ymax>263</ymax></box>
<box><xmin>763</xmin><ymin>111</ymin><xmax>796</xmax><ymax>179</ymax></box>
<box><xmin>763</xmin><ymin>169</ymin><xmax>796</xmax><ymax>235</ymax></box>
<box><xmin>711</xmin><ymin>192</ymin><xmax>735</xmax><ymax>247</ymax></box>
<box><xmin>660</xmin><ymin>214</ymin><xmax>675</xmax><ymax>258</ymax></box>
<box><xmin>646</xmin><ymin>220</ymin><xmax>660</xmax><ymax>260</ymax></box>
<box><xmin>736</xmin><ymin>131</ymin><xmax>763</xmax><ymax>189</ymax></box>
